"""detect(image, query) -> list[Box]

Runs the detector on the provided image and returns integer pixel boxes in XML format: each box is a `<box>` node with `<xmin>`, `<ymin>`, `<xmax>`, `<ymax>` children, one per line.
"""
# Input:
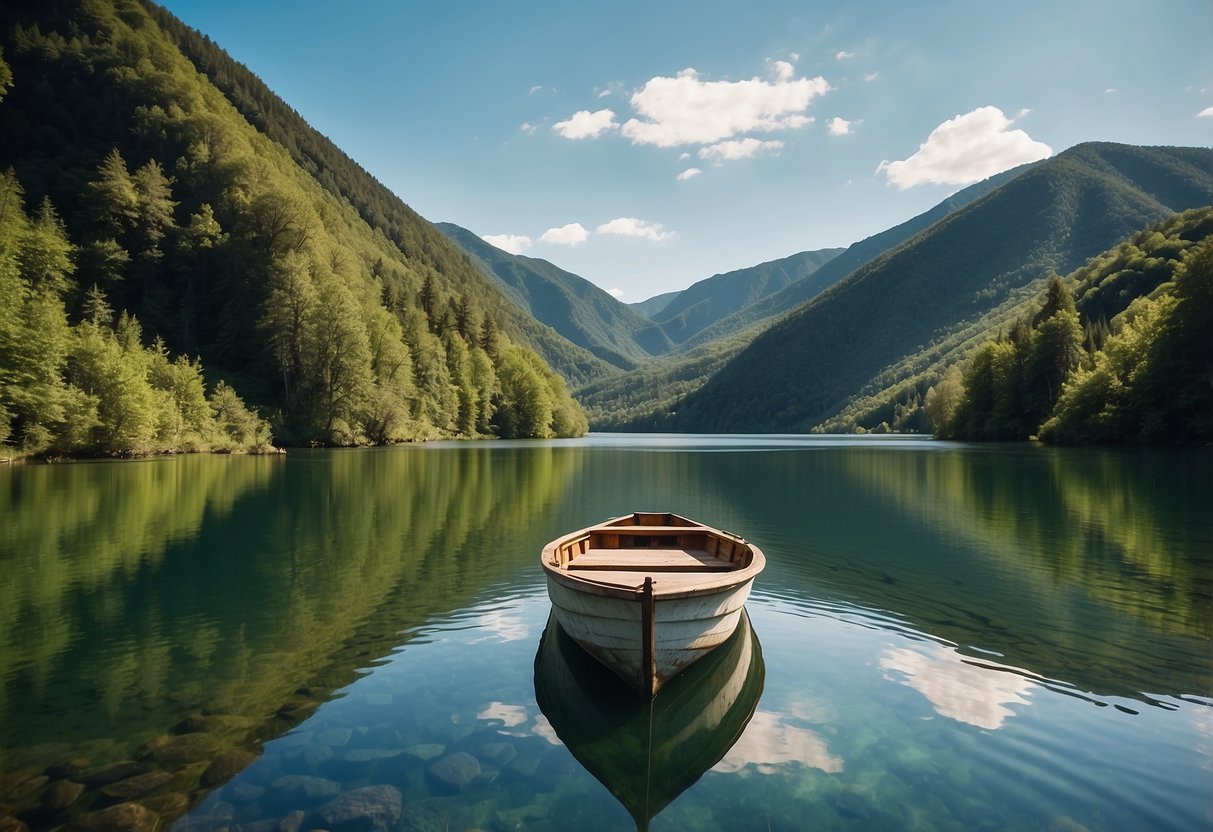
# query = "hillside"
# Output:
<box><xmin>651</xmin><ymin>247</ymin><xmax>843</xmax><ymax>346</ymax></box>
<box><xmin>584</xmin><ymin>164</ymin><xmax>1044</xmax><ymax>428</ymax></box>
<box><xmin>142</xmin><ymin>2</ymin><xmax>615</xmax><ymax>389</ymax></box>
<box><xmin>677</xmin><ymin>164</ymin><xmax>1035</xmax><ymax>353</ymax></box>
<box><xmin>662</xmin><ymin>143</ymin><xmax>1213</xmax><ymax>433</ymax></box>
<box><xmin>436</xmin><ymin>222</ymin><xmax>669</xmax><ymax>368</ymax></box>
<box><xmin>629</xmin><ymin>291</ymin><xmax>681</xmax><ymax>319</ymax></box>
<box><xmin>0</xmin><ymin>0</ymin><xmax>587</xmax><ymax>451</ymax></box>
<box><xmin>931</xmin><ymin>206</ymin><xmax>1213</xmax><ymax>443</ymax></box>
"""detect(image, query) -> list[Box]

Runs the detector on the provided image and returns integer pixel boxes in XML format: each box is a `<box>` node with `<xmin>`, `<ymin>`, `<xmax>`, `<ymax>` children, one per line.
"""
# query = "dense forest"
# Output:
<box><xmin>928</xmin><ymin>208</ymin><xmax>1213</xmax><ymax>443</ymax></box>
<box><xmin>656</xmin><ymin>143</ymin><xmax>1213</xmax><ymax>436</ymax></box>
<box><xmin>0</xmin><ymin>0</ymin><xmax>585</xmax><ymax>459</ymax></box>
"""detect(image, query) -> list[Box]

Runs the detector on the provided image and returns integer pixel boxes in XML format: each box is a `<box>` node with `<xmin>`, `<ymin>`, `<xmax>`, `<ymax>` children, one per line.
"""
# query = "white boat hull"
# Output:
<box><xmin>545</xmin><ymin>574</ymin><xmax>755</xmax><ymax>695</ymax></box>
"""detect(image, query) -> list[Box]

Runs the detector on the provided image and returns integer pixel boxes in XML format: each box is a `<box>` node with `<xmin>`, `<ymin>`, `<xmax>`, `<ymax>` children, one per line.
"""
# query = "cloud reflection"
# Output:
<box><xmin>476</xmin><ymin>701</ymin><xmax>563</xmax><ymax>745</ymax></box>
<box><xmin>880</xmin><ymin>643</ymin><xmax>1033</xmax><ymax>729</ymax></box>
<box><xmin>470</xmin><ymin>608</ymin><xmax>533</xmax><ymax>644</ymax></box>
<box><xmin>713</xmin><ymin>710</ymin><xmax>843</xmax><ymax>774</ymax></box>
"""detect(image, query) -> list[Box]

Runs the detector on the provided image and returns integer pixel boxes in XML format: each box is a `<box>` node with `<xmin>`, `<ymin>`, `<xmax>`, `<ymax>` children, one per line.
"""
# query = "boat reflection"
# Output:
<box><xmin>533</xmin><ymin>609</ymin><xmax>765</xmax><ymax>830</ymax></box>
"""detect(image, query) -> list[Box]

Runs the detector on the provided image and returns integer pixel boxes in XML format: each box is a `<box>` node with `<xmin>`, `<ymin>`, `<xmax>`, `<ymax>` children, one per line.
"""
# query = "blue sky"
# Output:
<box><xmin>161</xmin><ymin>0</ymin><xmax>1213</xmax><ymax>301</ymax></box>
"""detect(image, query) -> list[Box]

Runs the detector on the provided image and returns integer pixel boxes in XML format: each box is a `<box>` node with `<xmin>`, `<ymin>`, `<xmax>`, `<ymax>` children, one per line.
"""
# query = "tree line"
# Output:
<box><xmin>0</xmin><ymin>2</ymin><xmax>585</xmax><ymax>459</ymax></box>
<box><xmin>926</xmin><ymin>208</ymin><xmax>1213</xmax><ymax>444</ymax></box>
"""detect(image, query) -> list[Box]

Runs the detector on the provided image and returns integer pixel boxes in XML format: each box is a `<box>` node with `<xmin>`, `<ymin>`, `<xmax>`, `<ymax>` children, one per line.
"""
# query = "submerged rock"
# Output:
<box><xmin>99</xmin><ymin>770</ymin><xmax>173</xmax><ymax>801</ymax></box>
<box><xmin>44</xmin><ymin>757</ymin><xmax>91</xmax><ymax>780</ymax></box>
<box><xmin>77</xmin><ymin>762</ymin><xmax>144</xmax><ymax>787</ymax></box>
<box><xmin>277</xmin><ymin>809</ymin><xmax>306</xmax><ymax>832</ymax></box>
<box><xmin>269</xmin><ymin>774</ymin><xmax>341</xmax><ymax>801</ymax></box>
<box><xmin>478</xmin><ymin>743</ymin><xmax>516</xmax><ymax>767</ymax></box>
<box><xmin>152</xmin><ymin>733</ymin><xmax>225</xmax><ymax>769</ymax></box>
<box><xmin>309</xmin><ymin>785</ymin><xmax>403</xmax><ymax>832</ymax></box>
<box><xmin>399</xmin><ymin>798</ymin><xmax>459</xmax><ymax>832</ymax></box>
<box><xmin>61</xmin><ymin>802</ymin><xmax>160</xmax><ymax>832</ymax></box>
<box><xmin>228</xmin><ymin>782</ymin><xmax>266</xmax><ymax>804</ymax></box>
<box><xmin>200</xmin><ymin>750</ymin><xmax>259</xmax><ymax>787</ymax></box>
<box><xmin>175</xmin><ymin>714</ymin><xmax>258</xmax><ymax>736</ymax></box>
<box><xmin>42</xmin><ymin>779</ymin><xmax>85</xmax><ymax>811</ymax></box>
<box><xmin>402</xmin><ymin>744</ymin><xmax>444</xmax><ymax>762</ymax></box>
<box><xmin>425</xmin><ymin>752</ymin><xmax>480</xmax><ymax>794</ymax></box>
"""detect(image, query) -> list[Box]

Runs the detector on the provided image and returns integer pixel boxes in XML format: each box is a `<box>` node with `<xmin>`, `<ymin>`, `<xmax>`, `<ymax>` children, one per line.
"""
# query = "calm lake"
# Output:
<box><xmin>1</xmin><ymin>435</ymin><xmax>1210</xmax><ymax>831</ymax></box>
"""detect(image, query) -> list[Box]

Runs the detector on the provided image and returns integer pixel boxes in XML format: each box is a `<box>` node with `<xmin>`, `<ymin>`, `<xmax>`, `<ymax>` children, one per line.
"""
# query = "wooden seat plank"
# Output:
<box><xmin>568</xmin><ymin>548</ymin><xmax>736</xmax><ymax>572</ymax></box>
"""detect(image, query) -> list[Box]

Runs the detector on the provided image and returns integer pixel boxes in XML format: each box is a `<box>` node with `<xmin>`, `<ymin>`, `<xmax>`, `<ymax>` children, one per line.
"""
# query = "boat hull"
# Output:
<box><xmin>545</xmin><ymin>572</ymin><xmax>755</xmax><ymax>696</ymax></box>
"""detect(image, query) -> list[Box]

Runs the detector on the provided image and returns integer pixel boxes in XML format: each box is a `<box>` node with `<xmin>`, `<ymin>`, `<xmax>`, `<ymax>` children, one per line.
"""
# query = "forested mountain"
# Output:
<box><xmin>0</xmin><ymin>0</ymin><xmax>587</xmax><ymax>456</ymax></box>
<box><xmin>676</xmin><ymin>164</ymin><xmax>1035</xmax><ymax>352</ymax></box>
<box><xmin>661</xmin><ymin>143</ymin><xmax>1213</xmax><ymax>433</ymax></box>
<box><xmin>435</xmin><ymin>222</ymin><xmax>669</xmax><ymax>368</ymax></box>
<box><xmin>143</xmin><ymin>3</ymin><xmax>613</xmax><ymax>389</ymax></box>
<box><xmin>928</xmin><ymin>207</ymin><xmax>1213</xmax><ymax>443</ymax></box>
<box><xmin>650</xmin><ymin>247</ymin><xmax>843</xmax><ymax>346</ymax></box>
<box><xmin>629</xmin><ymin>291</ymin><xmax>681</xmax><ymax>320</ymax></box>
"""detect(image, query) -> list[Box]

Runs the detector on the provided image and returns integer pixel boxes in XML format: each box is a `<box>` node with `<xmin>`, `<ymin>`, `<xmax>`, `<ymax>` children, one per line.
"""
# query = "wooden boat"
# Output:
<box><xmin>540</xmin><ymin>511</ymin><xmax>765</xmax><ymax>697</ymax></box>
<box><xmin>534</xmin><ymin>610</ymin><xmax>764</xmax><ymax>830</ymax></box>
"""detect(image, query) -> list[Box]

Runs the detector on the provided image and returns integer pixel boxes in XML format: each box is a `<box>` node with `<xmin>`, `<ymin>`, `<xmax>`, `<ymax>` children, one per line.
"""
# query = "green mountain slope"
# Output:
<box><xmin>0</xmin><ymin>0</ymin><xmax>587</xmax><ymax>447</ymax></box>
<box><xmin>652</xmin><ymin>247</ymin><xmax>843</xmax><ymax>346</ymax></box>
<box><xmin>141</xmin><ymin>2</ymin><xmax>614</xmax><ymax>389</ymax></box>
<box><xmin>584</xmin><ymin>165</ymin><xmax>1042</xmax><ymax>428</ymax></box>
<box><xmin>435</xmin><ymin>222</ymin><xmax>668</xmax><ymax>368</ymax></box>
<box><xmin>677</xmin><ymin>164</ymin><xmax>1034</xmax><ymax>353</ymax></box>
<box><xmin>664</xmin><ymin>143</ymin><xmax>1213</xmax><ymax>433</ymax></box>
<box><xmin>629</xmin><ymin>291</ymin><xmax>681</xmax><ymax>319</ymax></box>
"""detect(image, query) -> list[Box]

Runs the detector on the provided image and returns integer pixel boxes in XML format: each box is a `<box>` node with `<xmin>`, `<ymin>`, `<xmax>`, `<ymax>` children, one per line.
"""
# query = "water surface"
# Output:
<box><xmin>1</xmin><ymin>436</ymin><xmax>1209</xmax><ymax>830</ymax></box>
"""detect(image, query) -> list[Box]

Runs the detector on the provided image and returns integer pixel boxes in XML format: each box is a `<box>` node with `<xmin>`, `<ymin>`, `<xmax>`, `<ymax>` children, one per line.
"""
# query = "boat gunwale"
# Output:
<box><xmin>540</xmin><ymin>512</ymin><xmax>766</xmax><ymax>601</ymax></box>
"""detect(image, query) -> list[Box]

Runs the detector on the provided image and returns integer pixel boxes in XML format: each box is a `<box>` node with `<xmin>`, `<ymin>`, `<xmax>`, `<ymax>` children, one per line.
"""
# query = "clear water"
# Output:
<box><xmin>0</xmin><ymin>436</ymin><xmax>1210</xmax><ymax>831</ymax></box>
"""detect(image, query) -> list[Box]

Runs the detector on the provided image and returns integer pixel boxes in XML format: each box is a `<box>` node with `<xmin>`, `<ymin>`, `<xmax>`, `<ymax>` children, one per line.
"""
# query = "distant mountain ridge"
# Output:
<box><xmin>676</xmin><ymin>163</ymin><xmax>1035</xmax><ymax>352</ymax></box>
<box><xmin>651</xmin><ymin>247</ymin><xmax>844</xmax><ymax>346</ymax></box>
<box><xmin>436</xmin><ymin>222</ymin><xmax>668</xmax><ymax>369</ymax></box>
<box><xmin>438</xmin><ymin>221</ymin><xmax>847</xmax><ymax>368</ymax></box>
<box><xmin>661</xmin><ymin>143</ymin><xmax>1213</xmax><ymax>433</ymax></box>
<box><xmin>629</xmin><ymin>291</ymin><xmax>681</xmax><ymax>319</ymax></box>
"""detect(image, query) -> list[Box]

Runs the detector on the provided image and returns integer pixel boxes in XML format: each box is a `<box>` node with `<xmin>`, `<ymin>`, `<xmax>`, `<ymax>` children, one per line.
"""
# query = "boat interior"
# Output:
<box><xmin>550</xmin><ymin>512</ymin><xmax>751</xmax><ymax>573</ymax></box>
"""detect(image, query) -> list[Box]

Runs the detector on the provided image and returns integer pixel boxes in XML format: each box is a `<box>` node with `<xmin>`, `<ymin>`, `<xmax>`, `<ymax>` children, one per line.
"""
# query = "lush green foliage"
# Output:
<box><xmin>0</xmin><ymin>172</ymin><xmax>271</xmax><ymax>457</ymax></box>
<box><xmin>662</xmin><ymin>144</ymin><xmax>1213</xmax><ymax>434</ymax></box>
<box><xmin>929</xmin><ymin>207</ymin><xmax>1213</xmax><ymax>443</ymax></box>
<box><xmin>0</xmin><ymin>0</ymin><xmax>585</xmax><ymax>452</ymax></box>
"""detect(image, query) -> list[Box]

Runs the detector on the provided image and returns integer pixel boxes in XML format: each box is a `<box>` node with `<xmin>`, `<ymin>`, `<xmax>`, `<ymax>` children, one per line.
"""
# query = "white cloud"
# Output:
<box><xmin>481</xmin><ymin>233</ymin><xmax>532</xmax><ymax>254</ymax></box>
<box><xmin>519</xmin><ymin>122</ymin><xmax>538</xmax><ymax>135</ymax></box>
<box><xmin>772</xmin><ymin>60</ymin><xmax>795</xmax><ymax>82</ymax></box>
<box><xmin>677</xmin><ymin>167</ymin><xmax>703</xmax><ymax>181</ymax></box>
<box><xmin>529</xmin><ymin>85</ymin><xmax>544</xmax><ymax>95</ymax></box>
<box><xmin>606</xmin><ymin>287</ymin><xmax>625</xmax><ymax>299</ymax></box>
<box><xmin>876</xmin><ymin>106</ymin><xmax>1053</xmax><ymax>189</ymax></box>
<box><xmin>863</xmin><ymin>71</ymin><xmax>880</xmax><ymax>82</ymax></box>
<box><xmin>1105</xmin><ymin>88</ymin><xmax>1118</xmax><ymax>94</ymax></box>
<box><xmin>619</xmin><ymin>66</ymin><xmax>830</xmax><ymax>147</ymax></box>
<box><xmin>598</xmin><ymin>89</ymin><xmax>612</xmax><ymax>98</ymax></box>
<box><xmin>596</xmin><ymin>217</ymin><xmax>674</xmax><ymax>242</ymax></box>
<box><xmin>835</xmin><ymin>50</ymin><xmax>854</xmax><ymax>60</ymax></box>
<box><xmin>539</xmin><ymin>223</ymin><xmax>589</xmax><ymax>245</ymax></box>
<box><xmin>827</xmin><ymin>116</ymin><xmax>860</xmax><ymax>136</ymax></box>
<box><xmin>678</xmin><ymin>152</ymin><xmax>691</xmax><ymax>161</ymax></box>
<box><xmin>699</xmin><ymin>138</ymin><xmax>784</xmax><ymax>162</ymax></box>
<box><xmin>1198</xmin><ymin>106</ymin><xmax>1213</xmax><ymax>118</ymax></box>
<box><xmin>552</xmin><ymin>109</ymin><xmax>619</xmax><ymax>139</ymax></box>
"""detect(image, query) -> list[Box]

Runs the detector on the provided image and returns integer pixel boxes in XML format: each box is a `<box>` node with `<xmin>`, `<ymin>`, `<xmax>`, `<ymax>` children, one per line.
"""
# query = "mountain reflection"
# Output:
<box><xmin>0</xmin><ymin>446</ymin><xmax>579</xmax><ymax>824</ymax></box>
